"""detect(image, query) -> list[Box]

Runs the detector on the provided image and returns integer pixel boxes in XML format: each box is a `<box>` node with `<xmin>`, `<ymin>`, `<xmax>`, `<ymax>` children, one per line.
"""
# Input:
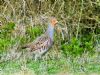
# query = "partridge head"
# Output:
<box><xmin>50</xmin><ymin>17</ymin><xmax>58</xmax><ymax>27</ymax></box>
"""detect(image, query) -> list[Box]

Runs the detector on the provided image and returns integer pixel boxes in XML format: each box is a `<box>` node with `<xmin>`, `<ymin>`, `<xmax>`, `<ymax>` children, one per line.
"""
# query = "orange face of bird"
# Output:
<box><xmin>51</xmin><ymin>18</ymin><xmax>58</xmax><ymax>27</ymax></box>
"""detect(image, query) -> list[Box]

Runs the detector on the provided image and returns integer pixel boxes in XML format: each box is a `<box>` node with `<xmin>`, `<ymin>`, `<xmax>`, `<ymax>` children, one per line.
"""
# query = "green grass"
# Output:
<box><xmin>0</xmin><ymin>57</ymin><xmax>67</xmax><ymax>75</ymax></box>
<box><xmin>0</xmin><ymin>54</ymin><xmax>100</xmax><ymax>75</ymax></box>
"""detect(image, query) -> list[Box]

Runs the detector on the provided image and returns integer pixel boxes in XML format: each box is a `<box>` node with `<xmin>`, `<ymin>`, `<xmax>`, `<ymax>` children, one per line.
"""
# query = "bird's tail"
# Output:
<box><xmin>21</xmin><ymin>44</ymin><xmax>29</xmax><ymax>49</ymax></box>
<box><xmin>21</xmin><ymin>46</ymin><xmax>27</xmax><ymax>49</ymax></box>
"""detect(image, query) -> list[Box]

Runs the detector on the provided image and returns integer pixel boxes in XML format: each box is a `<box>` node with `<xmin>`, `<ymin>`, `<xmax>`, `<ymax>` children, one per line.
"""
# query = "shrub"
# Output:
<box><xmin>61</xmin><ymin>35</ymin><xmax>94</xmax><ymax>57</ymax></box>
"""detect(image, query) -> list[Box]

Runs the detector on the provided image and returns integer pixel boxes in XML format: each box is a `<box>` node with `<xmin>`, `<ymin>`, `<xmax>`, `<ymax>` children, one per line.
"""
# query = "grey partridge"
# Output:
<box><xmin>22</xmin><ymin>17</ymin><xmax>58</xmax><ymax>60</ymax></box>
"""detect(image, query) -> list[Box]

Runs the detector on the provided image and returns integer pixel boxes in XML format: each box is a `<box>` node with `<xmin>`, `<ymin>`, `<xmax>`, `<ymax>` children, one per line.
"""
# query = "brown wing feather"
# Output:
<box><xmin>22</xmin><ymin>33</ymin><xmax>52</xmax><ymax>51</ymax></box>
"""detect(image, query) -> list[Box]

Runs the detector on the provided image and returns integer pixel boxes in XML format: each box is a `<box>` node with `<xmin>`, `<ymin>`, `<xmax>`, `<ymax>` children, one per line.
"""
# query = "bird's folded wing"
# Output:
<box><xmin>22</xmin><ymin>34</ymin><xmax>52</xmax><ymax>51</ymax></box>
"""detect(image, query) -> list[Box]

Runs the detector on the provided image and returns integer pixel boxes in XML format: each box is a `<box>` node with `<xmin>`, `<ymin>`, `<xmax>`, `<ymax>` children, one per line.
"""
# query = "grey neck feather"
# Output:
<box><xmin>46</xmin><ymin>24</ymin><xmax>54</xmax><ymax>40</ymax></box>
